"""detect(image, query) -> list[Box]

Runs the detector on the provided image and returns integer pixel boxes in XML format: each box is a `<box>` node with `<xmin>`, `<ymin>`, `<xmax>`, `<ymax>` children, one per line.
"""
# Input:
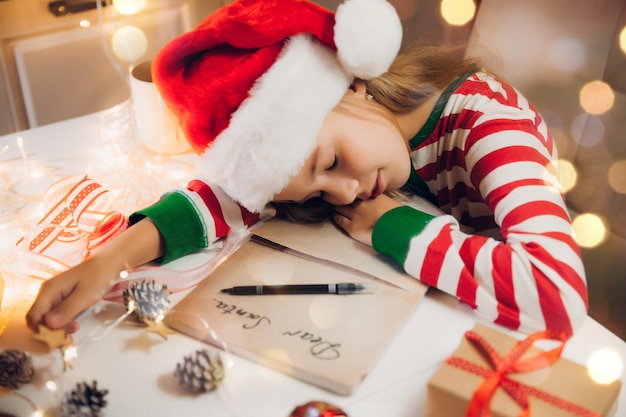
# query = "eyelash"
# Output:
<box><xmin>327</xmin><ymin>156</ymin><xmax>339</xmax><ymax>171</ymax></box>
<box><xmin>319</xmin><ymin>155</ymin><xmax>338</xmax><ymax>198</ymax></box>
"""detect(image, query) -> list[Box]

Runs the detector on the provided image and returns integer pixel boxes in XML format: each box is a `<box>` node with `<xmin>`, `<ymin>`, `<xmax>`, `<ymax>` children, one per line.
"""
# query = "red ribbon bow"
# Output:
<box><xmin>446</xmin><ymin>329</ymin><xmax>600</xmax><ymax>417</ymax></box>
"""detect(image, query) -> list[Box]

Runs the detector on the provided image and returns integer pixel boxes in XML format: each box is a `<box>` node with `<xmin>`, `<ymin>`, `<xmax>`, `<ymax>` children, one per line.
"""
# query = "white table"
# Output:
<box><xmin>1</xmin><ymin>105</ymin><xmax>625</xmax><ymax>417</ymax></box>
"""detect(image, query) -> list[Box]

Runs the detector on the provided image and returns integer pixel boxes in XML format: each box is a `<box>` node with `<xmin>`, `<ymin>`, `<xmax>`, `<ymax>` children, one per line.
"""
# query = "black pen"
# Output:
<box><xmin>220</xmin><ymin>282</ymin><xmax>378</xmax><ymax>295</ymax></box>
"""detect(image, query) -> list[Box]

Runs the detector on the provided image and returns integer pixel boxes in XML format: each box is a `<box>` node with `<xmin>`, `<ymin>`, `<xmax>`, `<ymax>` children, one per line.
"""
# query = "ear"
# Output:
<box><xmin>343</xmin><ymin>79</ymin><xmax>373</xmax><ymax>106</ymax></box>
<box><xmin>351</xmin><ymin>79</ymin><xmax>368</xmax><ymax>96</ymax></box>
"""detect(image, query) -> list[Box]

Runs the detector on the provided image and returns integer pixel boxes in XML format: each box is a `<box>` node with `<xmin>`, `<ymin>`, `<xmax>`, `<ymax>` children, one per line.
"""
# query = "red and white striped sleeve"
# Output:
<box><xmin>373</xmin><ymin>73</ymin><xmax>588</xmax><ymax>337</ymax></box>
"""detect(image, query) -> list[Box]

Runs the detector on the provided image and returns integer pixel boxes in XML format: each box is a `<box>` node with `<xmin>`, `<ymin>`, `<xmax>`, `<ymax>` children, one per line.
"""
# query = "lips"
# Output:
<box><xmin>371</xmin><ymin>171</ymin><xmax>383</xmax><ymax>199</ymax></box>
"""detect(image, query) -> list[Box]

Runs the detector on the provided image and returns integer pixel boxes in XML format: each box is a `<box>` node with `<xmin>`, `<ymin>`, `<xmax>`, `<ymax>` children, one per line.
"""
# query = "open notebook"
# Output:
<box><xmin>167</xmin><ymin>218</ymin><xmax>428</xmax><ymax>395</ymax></box>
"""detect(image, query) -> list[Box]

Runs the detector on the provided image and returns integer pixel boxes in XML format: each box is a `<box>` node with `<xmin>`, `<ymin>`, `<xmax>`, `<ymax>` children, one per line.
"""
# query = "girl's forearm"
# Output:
<box><xmin>95</xmin><ymin>217</ymin><xmax>165</xmax><ymax>276</ymax></box>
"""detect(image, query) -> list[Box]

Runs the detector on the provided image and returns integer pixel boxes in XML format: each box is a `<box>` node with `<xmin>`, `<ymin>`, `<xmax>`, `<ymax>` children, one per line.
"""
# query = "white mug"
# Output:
<box><xmin>129</xmin><ymin>61</ymin><xmax>191</xmax><ymax>154</ymax></box>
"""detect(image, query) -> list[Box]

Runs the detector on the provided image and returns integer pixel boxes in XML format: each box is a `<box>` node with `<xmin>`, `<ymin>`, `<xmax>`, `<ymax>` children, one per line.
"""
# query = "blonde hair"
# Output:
<box><xmin>365</xmin><ymin>42</ymin><xmax>481</xmax><ymax>113</ymax></box>
<box><xmin>274</xmin><ymin>43</ymin><xmax>482</xmax><ymax>223</ymax></box>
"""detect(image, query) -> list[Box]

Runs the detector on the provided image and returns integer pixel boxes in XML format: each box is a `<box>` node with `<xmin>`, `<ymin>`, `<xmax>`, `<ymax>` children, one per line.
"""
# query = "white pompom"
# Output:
<box><xmin>334</xmin><ymin>0</ymin><xmax>403</xmax><ymax>79</ymax></box>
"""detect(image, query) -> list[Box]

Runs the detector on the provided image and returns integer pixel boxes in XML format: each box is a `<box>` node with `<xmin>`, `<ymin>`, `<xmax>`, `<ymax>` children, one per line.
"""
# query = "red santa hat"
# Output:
<box><xmin>153</xmin><ymin>0</ymin><xmax>402</xmax><ymax>212</ymax></box>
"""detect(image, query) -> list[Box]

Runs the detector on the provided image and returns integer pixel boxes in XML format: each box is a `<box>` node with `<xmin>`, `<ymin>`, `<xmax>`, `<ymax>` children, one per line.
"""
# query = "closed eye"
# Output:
<box><xmin>327</xmin><ymin>156</ymin><xmax>339</xmax><ymax>171</ymax></box>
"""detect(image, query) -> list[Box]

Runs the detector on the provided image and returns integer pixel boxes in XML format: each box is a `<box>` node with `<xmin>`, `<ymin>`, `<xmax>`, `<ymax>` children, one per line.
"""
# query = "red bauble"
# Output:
<box><xmin>289</xmin><ymin>401</ymin><xmax>348</xmax><ymax>417</ymax></box>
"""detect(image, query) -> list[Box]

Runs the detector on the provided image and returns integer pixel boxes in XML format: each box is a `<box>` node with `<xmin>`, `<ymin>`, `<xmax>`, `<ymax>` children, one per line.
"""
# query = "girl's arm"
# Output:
<box><xmin>26</xmin><ymin>180</ymin><xmax>276</xmax><ymax>332</ymax></box>
<box><xmin>370</xmin><ymin>201</ymin><xmax>587</xmax><ymax>338</ymax></box>
<box><xmin>338</xmin><ymin>176</ymin><xmax>587</xmax><ymax>338</ymax></box>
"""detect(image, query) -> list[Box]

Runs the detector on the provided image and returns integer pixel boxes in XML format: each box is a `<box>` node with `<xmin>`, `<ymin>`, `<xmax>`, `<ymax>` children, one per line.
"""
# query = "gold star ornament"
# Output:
<box><xmin>33</xmin><ymin>325</ymin><xmax>76</xmax><ymax>371</ymax></box>
<box><xmin>33</xmin><ymin>325</ymin><xmax>72</xmax><ymax>349</ymax></box>
<box><xmin>144</xmin><ymin>319</ymin><xmax>176</xmax><ymax>340</ymax></box>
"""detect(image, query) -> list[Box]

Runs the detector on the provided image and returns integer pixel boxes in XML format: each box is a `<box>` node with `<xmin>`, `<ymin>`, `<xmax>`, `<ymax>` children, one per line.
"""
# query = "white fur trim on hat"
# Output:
<box><xmin>198</xmin><ymin>35</ymin><xmax>352</xmax><ymax>212</ymax></box>
<box><xmin>334</xmin><ymin>0</ymin><xmax>403</xmax><ymax>79</ymax></box>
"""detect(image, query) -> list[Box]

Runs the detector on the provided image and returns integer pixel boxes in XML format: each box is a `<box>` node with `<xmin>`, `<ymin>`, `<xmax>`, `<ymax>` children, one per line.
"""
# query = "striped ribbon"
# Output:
<box><xmin>16</xmin><ymin>174</ymin><xmax>251</xmax><ymax>301</ymax></box>
<box><xmin>16</xmin><ymin>174</ymin><xmax>128</xmax><ymax>279</ymax></box>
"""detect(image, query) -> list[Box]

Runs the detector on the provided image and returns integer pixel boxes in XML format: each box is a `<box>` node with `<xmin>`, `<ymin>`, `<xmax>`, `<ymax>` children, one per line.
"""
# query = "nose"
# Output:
<box><xmin>323</xmin><ymin>177</ymin><xmax>360</xmax><ymax>205</ymax></box>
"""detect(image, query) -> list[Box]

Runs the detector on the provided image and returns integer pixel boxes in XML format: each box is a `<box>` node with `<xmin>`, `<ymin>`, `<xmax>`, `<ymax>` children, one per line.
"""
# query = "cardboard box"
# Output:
<box><xmin>426</xmin><ymin>323</ymin><xmax>621</xmax><ymax>417</ymax></box>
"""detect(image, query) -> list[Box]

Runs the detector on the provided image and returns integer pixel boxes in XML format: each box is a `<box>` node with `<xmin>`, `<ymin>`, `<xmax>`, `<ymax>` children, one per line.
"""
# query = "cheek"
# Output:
<box><xmin>274</xmin><ymin>174</ymin><xmax>309</xmax><ymax>202</ymax></box>
<box><xmin>396</xmin><ymin>152</ymin><xmax>412</xmax><ymax>183</ymax></box>
<box><xmin>377</xmin><ymin>126</ymin><xmax>407</xmax><ymax>158</ymax></box>
<box><xmin>383</xmin><ymin>131</ymin><xmax>412</xmax><ymax>187</ymax></box>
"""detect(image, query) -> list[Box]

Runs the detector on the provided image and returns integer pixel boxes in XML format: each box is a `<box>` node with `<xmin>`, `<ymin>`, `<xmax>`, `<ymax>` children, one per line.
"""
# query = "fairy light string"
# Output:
<box><xmin>0</xmin><ymin>104</ymin><xmax>194</xmax><ymax>408</ymax></box>
<box><xmin>0</xmin><ymin>3</ymin><xmax>243</xmax><ymax>415</ymax></box>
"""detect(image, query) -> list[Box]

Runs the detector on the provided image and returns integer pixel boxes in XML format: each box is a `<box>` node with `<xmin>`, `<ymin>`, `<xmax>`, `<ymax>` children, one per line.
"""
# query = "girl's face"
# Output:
<box><xmin>273</xmin><ymin>91</ymin><xmax>411</xmax><ymax>206</ymax></box>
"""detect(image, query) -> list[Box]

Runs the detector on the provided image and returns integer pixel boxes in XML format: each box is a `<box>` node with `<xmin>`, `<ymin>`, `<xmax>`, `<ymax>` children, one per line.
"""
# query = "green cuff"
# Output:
<box><xmin>130</xmin><ymin>191</ymin><xmax>208</xmax><ymax>264</ymax></box>
<box><xmin>372</xmin><ymin>205</ymin><xmax>435</xmax><ymax>267</ymax></box>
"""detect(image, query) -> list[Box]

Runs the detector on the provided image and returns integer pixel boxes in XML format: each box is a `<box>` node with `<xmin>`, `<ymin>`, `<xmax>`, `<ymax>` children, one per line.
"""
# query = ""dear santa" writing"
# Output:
<box><xmin>212</xmin><ymin>298</ymin><xmax>342</xmax><ymax>360</ymax></box>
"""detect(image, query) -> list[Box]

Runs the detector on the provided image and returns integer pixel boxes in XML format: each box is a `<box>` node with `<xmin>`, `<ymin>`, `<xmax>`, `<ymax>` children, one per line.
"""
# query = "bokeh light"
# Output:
<box><xmin>572</xmin><ymin>213</ymin><xmax>607</xmax><ymax>248</ymax></box>
<box><xmin>79</xmin><ymin>20</ymin><xmax>91</xmax><ymax>28</ymax></box>
<box><xmin>557</xmin><ymin>159</ymin><xmax>577</xmax><ymax>193</ymax></box>
<box><xmin>570</xmin><ymin>113</ymin><xmax>605</xmax><ymax>147</ymax></box>
<box><xmin>579</xmin><ymin>80</ymin><xmax>615</xmax><ymax>115</ymax></box>
<box><xmin>112</xmin><ymin>26</ymin><xmax>148</xmax><ymax>62</ymax></box>
<box><xmin>620</xmin><ymin>25</ymin><xmax>626</xmax><ymax>55</ymax></box>
<box><xmin>258</xmin><ymin>348</ymin><xmax>293</xmax><ymax>382</ymax></box>
<box><xmin>112</xmin><ymin>0</ymin><xmax>146</xmax><ymax>15</ymax></box>
<box><xmin>548</xmin><ymin>37</ymin><xmax>586</xmax><ymax>74</ymax></box>
<box><xmin>0</xmin><ymin>231</ymin><xmax>13</xmax><ymax>254</ymax></box>
<box><xmin>45</xmin><ymin>380</ymin><xmax>58</xmax><ymax>392</ymax></box>
<box><xmin>608</xmin><ymin>160</ymin><xmax>626</xmax><ymax>194</ymax></box>
<box><xmin>587</xmin><ymin>347</ymin><xmax>623</xmax><ymax>384</ymax></box>
<box><xmin>440</xmin><ymin>0</ymin><xmax>476</xmax><ymax>26</ymax></box>
<box><xmin>309</xmin><ymin>297</ymin><xmax>343</xmax><ymax>330</ymax></box>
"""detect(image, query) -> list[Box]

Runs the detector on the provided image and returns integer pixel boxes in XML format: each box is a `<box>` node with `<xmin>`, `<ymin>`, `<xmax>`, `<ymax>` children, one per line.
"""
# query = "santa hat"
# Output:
<box><xmin>153</xmin><ymin>0</ymin><xmax>402</xmax><ymax>212</ymax></box>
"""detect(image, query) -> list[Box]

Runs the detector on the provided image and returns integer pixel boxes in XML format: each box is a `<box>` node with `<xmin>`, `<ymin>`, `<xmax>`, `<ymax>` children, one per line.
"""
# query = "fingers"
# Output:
<box><xmin>26</xmin><ymin>290</ymin><xmax>55</xmax><ymax>332</ymax></box>
<box><xmin>27</xmin><ymin>289</ymin><xmax>88</xmax><ymax>334</ymax></box>
<box><xmin>26</xmin><ymin>277</ymin><xmax>74</xmax><ymax>332</ymax></box>
<box><xmin>44</xmin><ymin>284</ymin><xmax>101</xmax><ymax>331</ymax></box>
<box><xmin>26</xmin><ymin>270</ymin><xmax>100</xmax><ymax>333</ymax></box>
<box><xmin>333</xmin><ymin>204</ymin><xmax>354</xmax><ymax>218</ymax></box>
<box><xmin>332</xmin><ymin>211</ymin><xmax>349</xmax><ymax>232</ymax></box>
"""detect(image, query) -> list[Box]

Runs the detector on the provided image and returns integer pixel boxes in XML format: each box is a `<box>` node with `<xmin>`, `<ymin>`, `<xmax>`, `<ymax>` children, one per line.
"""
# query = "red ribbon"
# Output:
<box><xmin>14</xmin><ymin>174</ymin><xmax>244</xmax><ymax>300</ymax></box>
<box><xmin>16</xmin><ymin>174</ymin><xmax>128</xmax><ymax>279</ymax></box>
<box><xmin>446</xmin><ymin>329</ymin><xmax>600</xmax><ymax>417</ymax></box>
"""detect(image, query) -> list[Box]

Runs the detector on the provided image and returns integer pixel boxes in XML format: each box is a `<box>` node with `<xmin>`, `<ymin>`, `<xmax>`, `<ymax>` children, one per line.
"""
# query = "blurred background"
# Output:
<box><xmin>0</xmin><ymin>0</ymin><xmax>624</xmax><ymax>339</ymax></box>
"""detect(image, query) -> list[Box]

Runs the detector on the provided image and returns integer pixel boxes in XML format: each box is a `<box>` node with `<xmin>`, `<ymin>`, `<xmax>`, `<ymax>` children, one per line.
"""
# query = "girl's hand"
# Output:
<box><xmin>333</xmin><ymin>195</ymin><xmax>401</xmax><ymax>246</ymax></box>
<box><xmin>26</xmin><ymin>218</ymin><xmax>164</xmax><ymax>333</ymax></box>
<box><xmin>26</xmin><ymin>255</ymin><xmax>120</xmax><ymax>333</ymax></box>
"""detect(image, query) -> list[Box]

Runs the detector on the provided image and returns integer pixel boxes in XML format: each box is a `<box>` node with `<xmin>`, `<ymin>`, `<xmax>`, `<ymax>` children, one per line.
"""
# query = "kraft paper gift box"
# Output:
<box><xmin>426</xmin><ymin>323</ymin><xmax>621</xmax><ymax>417</ymax></box>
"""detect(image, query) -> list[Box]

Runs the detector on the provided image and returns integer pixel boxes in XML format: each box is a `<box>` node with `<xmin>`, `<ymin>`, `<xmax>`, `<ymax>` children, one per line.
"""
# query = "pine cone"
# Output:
<box><xmin>122</xmin><ymin>279</ymin><xmax>170</xmax><ymax>322</ymax></box>
<box><xmin>59</xmin><ymin>380</ymin><xmax>108</xmax><ymax>417</ymax></box>
<box><xmin>174</xmin><ymin>349</ymin><xmax>225</xmax><ymax>393</ymax></box>
<box><xmin>59</xmin><ymin>402</ymin><xmax>93</xmax><ymax>417</ymax></box>
<box><xmin>0</xmin><ymin>349</ymin><xmax>35</xmax><ymax>389</ymax></box>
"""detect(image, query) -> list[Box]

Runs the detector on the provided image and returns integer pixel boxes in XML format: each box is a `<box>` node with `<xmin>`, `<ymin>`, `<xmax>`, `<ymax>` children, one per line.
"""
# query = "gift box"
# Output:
<box><xmin>426</xmin><ymin>323</ymin><xmax>621</xmax><ymax>417</ymax></box>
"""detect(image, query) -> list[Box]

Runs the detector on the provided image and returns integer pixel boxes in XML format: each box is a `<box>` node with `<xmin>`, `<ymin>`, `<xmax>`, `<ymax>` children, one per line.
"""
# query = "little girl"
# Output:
<box><xmin>27</xmin><ymin>0</ymin><xmax>587</xmax><ymax>338</ymax></box>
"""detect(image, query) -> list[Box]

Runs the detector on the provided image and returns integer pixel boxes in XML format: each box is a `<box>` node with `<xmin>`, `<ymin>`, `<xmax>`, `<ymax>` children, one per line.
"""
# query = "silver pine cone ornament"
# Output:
<box><xmin>174</xmin><ymin>349</ymin><xmax>225</xmax><ymax>393</ymax></box>
<box><xmin>59</xmin><ymin>380</ymin><xmax>108</xmax><ymax>417</ymax></box>
<box><xmin>122</xmin><ymin>279</ymin><xmax>170</xmax><ymax>322</ymax></box>
<box><xmin>0</xmin><ymin>349</ymin><xmax>34</xmax><ymax>389</ymax></box>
